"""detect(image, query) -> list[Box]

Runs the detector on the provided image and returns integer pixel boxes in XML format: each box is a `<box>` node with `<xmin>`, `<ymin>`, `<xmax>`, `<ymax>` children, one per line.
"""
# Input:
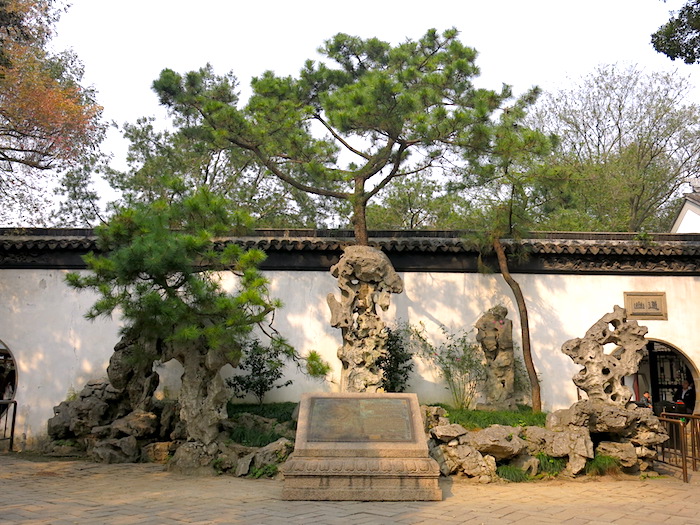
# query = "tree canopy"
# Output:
<box><xmin>67</xmin><ymin>180</ymin><xmax>331</xmax><ymax>446</ymax></box>
<box><xmin>365</xmin><ymin>173</ymin><xmax>472</xmax><ymax>230</ymax></box>
<box><xmin>0</xmin><ymin>0</ymin><xmax>102</xmax><ymax>224</ymax></box>
<box><xmin>101</xmin><ymin>93</ymin><xmax>345</xmax><ymax>228</ymax></box>
<box><xmin>66</xmin><ymin>187</ymin><xmax>301</xmax><ymax>446</ymax></box>
<box><xmin>66</xmin><ymin>189</ymin><xmax>276</xmax><ymax>356</ymax></box>
<box><xmin>152</xmin><ymin>28</ymin><xmax>512</xmax><ymax>244</ymax></box>
<box><xmin>528</xmin><ymin>65</ymin><xmax>700</xmax><ymax>232</ymax></box>
<box><xmin>652</xmin><ymin>0</ymin><xmax>700</xmax><ymax>64</ymax></box>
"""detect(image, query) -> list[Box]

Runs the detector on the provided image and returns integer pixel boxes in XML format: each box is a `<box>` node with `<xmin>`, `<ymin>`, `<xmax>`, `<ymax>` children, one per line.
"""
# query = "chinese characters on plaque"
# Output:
<box><xmin>624</xmin><ymin>292</ymin><xmax>668</xmax><ymax>320</ymax></box>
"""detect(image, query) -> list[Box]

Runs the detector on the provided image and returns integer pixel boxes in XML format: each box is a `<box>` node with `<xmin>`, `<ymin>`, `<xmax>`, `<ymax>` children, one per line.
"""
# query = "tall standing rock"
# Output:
<box><xmin>327</xmin><ymin>246</ymin><xmax>403</xmax><ymax>392</ymax></box>
<box><xmin>475</xmin><ymin>306</ymin><xmax>516</xmax><ymax>409</ymax></box>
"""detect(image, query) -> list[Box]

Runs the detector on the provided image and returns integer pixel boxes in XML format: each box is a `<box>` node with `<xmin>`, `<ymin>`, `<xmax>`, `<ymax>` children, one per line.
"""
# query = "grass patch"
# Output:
<box><xmin>585</xmin><ymin>454</ymin><xmax>621</xmax><ymax>476</ymax></box>
<box><xmin>227</xmin><ymin>401</ymin><xmax>297</xmax><ymax>423</ymax></box>
<box><xmin>227</xmin><ymin>425</ymin><xmax>284</xmax><ymax>447</ymax></box>
<box><xmin>496</xmin><ymin>464</ymin><xmax>530</xmax><ymax>482</ymax></box>
<box><xmin>226</xmin><ymin>401</ymin><xmax>297</xmax><ymax>447</ymax></box>
<box><xmin>536</xmin><ymin>453</ymin><xmax>566</xmax><ymax>476</ymax></box>
<box><xmin>443</xmin><ymin>404</ymin><xmax>546</xmax><ymax>430</ymax></box>
<box><xmin>249</xmin><ymin>463</ymin><xmax>279</xmax><ymax>478</ymax></box>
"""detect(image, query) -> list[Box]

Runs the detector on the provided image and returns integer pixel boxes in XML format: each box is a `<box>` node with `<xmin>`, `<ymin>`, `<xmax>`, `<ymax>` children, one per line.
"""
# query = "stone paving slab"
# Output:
<box><xmin>2</xmin><ymin>454</ymin><xmax>700</xmax><ymax>524</ymax></box>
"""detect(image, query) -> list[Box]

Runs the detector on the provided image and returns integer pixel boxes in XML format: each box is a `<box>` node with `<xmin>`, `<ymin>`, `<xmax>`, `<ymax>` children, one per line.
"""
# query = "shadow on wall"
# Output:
<box><xmin>390</xmin><ymin>271</ymin><xmax>590</xmax><ymax>412</ymax></box>
<box><xmin>388</xmin><ymin>272</ymin><xmax>529</xmax><ymax>406</ymax></box>
<box><xmin>521</xmin><ymin>274</ymin><xmax>580</xmax><ymax>411</ymax></box>
<box><xmin>266</xmin><ymin>271</ymin><xmax>338</xmax><ymax>397</ymax></box>
<box><xmin>0</xmin><ymin>269</ymin><xmax>121</xmax><ymax>446</ymax></box>
<box><xmin>391</xmin><ymin>273</ymin><xmax>508</xmax><ymax>337</ymax></box>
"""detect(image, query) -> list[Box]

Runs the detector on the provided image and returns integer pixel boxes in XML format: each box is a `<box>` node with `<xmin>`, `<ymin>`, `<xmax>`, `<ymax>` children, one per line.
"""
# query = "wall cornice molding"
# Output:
<box><xmin>2</xmin><ymin>229</ymin><xmax>700</xmax><ymax>275</ymax></box>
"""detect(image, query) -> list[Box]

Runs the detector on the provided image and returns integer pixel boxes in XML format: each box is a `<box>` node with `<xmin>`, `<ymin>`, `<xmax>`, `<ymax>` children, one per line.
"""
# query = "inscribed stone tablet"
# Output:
<box><xmin>307</xmin><ymin>397</ymin><xmax>413</xmax><ymax>442</ymax></box>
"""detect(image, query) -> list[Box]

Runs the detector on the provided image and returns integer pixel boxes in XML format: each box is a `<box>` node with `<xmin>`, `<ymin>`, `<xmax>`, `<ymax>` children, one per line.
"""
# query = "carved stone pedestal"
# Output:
<box><xmin>282</xmin><ymin>393</ymin><xmax>441</xmax><ymax>501</ymax></box>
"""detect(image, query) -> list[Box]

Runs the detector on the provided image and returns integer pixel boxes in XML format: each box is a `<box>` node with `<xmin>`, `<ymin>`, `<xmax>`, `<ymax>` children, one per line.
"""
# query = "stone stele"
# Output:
<box><xmin>282</xmin><ymin>392</ymin><xmax>441</xmax><ymax>501</ymax></box>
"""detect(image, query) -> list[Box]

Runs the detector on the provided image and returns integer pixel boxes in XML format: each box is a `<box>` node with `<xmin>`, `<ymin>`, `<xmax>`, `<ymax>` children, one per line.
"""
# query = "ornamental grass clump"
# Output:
<box><xmin>496</xmin><ymin>464</ymin><xmax>530</xmax><ymax>482</ymax></box>
<box><xmin>419</xmin><ymin>326</ymin><xmax>486</xmax><ymax>410</ymax></box>
<box><xmin>585</xmin><ymin>454</ymin><xmax>621</xmax><ymax>476</ymax></box>
<box><xmin>536</xmin><ymin>453</ymin><xmax>566</xmax><ymax>476</ymax></box>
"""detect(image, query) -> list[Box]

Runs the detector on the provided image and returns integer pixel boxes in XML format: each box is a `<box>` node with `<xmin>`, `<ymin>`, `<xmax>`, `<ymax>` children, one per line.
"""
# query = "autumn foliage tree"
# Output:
<box><xmin>0</xmin><ymin>0</ymin><xmax>102</xmax><ymax>223</ymax></box>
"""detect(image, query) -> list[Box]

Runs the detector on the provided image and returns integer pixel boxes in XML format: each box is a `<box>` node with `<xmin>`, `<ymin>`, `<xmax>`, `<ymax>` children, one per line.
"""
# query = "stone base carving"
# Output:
<box><xmin>283</xmin><ymin>457</ymin><xmax>441</xmax><ymax>501</ymax></box>
<box><xmin>282</xmin><ymin>393</ymin><xmax>441</xmax><ymax>501</ymax></box>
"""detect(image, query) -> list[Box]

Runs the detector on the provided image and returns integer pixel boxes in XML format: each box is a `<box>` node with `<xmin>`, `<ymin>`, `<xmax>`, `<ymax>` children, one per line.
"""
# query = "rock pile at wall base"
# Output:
<box><xmin>546</xmin><ymin>399</ymin><xmax>668</xmax><ymax>472</ymax></box>
<box><xmin>46</xmin><ymin>379</ymin><xmax>293</xmax><ymax>477</ymax></box>
<box><xmin>46</xmin><ymin>379</ymin><xmax>183</xmax><ymax>463</ymax></box>
<box><xmin>424</xmin><ymin>401</ymin><xmax>668</xmax><ymax>481</ymax></box>
<box><xmin>427</xmin><ymin>421</ymin><xmax>592</xmax><ymax>481</ymax></box>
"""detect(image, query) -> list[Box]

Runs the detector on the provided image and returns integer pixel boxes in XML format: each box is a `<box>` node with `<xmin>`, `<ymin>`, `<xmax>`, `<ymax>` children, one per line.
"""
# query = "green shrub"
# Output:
<box><xmin>249</xmin><ymin>464</ymin><xmax>279</xmax><ymax>478</ymax></box>
<box><xmin>211</xmin><ymin>457</ymin><xmax>225</xmax><ymax>474</ymax></box>
<box><xmin>377</xmin><ymin>322</ymin><xmax>417</xmax><ymax>392</ymax></box>
<box><xmin>536</xmin><ymin>453</ymin><xmax>566</xmax><ymax>476</ymax></box>
<box><xmin>496</xmin><ymin>464</ymin><xmax>530</xmax><ymax>482</ymax></box>
<box><xmin>226</xmin><ymin>339</ymin><xmax>294</xmax><ymax>404</ymax></box>
<box><xmin>585</xmin><ymin>454</ymin><xmax>621</xmax><ymax>476</ymax></box>
<box><xmin>226</xmin><ymin>338</ymin><xmax>328</xmax><ymax>405</ymax></box>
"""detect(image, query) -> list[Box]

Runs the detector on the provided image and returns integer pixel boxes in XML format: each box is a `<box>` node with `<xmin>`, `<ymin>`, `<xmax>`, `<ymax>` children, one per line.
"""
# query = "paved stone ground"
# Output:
<box><xmin>2</xmin><ymin>453</ymin><xmax>700</xmax><ymax>524</ymax></box>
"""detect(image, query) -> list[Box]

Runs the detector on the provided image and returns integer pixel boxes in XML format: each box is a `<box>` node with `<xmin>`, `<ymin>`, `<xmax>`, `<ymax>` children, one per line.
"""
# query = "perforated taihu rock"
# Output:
<box><xmin>561</xmin><ymin>306</ymin><xmax>648</xmax><ymax>405</ymax></box>
<box><xmin>327</xmin><ymin>246</ymin><xmax>403</xmax><ymax>392</ymax></box>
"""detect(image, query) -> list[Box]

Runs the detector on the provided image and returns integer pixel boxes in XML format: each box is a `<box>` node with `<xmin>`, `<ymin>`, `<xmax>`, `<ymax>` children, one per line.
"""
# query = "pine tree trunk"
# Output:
<box><xmin>352</xmin><ymin>198</ymin><xmax>370</xmax><ymax>246</ymax></box>
<box><xmin>492</xmin><ymin>238</ymin><xmax>542</xmax><ymax>412</ymax></box>
<box><xmin>349</xmin><ymin>175</ymin><xmax>371</xmax><ymax>245</ymax></box>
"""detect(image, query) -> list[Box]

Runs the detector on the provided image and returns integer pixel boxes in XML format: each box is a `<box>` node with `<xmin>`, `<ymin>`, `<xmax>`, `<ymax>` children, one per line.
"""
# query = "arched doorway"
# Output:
<box><xmin>635</xmin><ymin>339</ymin><xmax>697</xmax><ymax>414</ymax></box>
<box><xmin>0</xmin><ymin>339</ymin><xmax>17</xmax><ymax>417</ymax></box>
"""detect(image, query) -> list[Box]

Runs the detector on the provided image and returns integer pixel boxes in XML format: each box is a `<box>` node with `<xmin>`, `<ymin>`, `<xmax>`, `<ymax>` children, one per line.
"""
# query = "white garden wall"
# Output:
<box><xmin>0</xmin><ymin>269</ymin><xmax>121</xmax><ymax>449</ymax></box>
<box><xmin>3</xmin><ymin>261</ymin><xmax>697</xmax><ymax>450</ymax></box>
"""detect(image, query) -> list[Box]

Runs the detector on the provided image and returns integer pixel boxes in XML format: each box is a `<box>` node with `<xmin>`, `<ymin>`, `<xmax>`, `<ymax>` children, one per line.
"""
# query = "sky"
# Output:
<box><xmin>51</xmin><ymin>0</ymin><xmax>700</xmax><ymax>171</ymax></box>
